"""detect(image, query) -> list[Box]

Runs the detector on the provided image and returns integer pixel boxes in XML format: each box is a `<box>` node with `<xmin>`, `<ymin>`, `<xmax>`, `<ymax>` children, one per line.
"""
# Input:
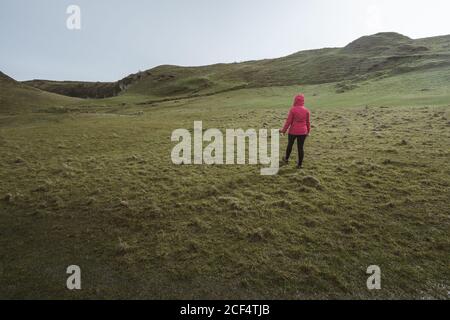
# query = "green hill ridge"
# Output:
<box><xmin>18</xmin><ymin>32</ymin><xmax>450</xmax><ymax>100</ymax></box>
<box><xmin>0</xmin><ymin>72</ymin><xmax>79</xmax><ymax>113</ymax></box>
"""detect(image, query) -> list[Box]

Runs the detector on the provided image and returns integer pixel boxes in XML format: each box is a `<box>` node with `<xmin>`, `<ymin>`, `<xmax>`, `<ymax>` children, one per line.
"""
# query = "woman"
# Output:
<box><xmin>280</xmin><ymin>94</ymin><xmax>311</xmax><ymax>168</ymax></box>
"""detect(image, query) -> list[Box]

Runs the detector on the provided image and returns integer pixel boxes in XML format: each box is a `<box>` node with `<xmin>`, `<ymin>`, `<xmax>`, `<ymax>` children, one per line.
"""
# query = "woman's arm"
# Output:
<box><xmin>306</xmin><ymin>110</ymin><xmax>311</xmax><ymax>134</ymax></box>
<box><xmin>281</xmin><ymin>109</ymin><xmax>293</xmax><ymax>134</ymax></box>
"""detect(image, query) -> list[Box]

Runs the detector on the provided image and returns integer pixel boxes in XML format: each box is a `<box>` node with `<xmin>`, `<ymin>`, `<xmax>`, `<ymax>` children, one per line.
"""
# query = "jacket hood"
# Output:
<box><xmin>293</xmin><ymin>94</ymin><xmax>305</xmax><ymax>107</ymax></box>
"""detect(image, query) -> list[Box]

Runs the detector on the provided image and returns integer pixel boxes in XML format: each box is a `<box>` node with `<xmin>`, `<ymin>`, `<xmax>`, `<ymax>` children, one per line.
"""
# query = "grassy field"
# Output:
<box><xmin>1</xmin><ymin>66</ymin><xmax>449</xmax><ymax>299</ymax></box>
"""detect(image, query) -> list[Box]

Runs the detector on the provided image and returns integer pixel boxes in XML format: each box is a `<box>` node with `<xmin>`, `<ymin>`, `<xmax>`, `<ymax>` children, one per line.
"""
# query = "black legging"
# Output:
<box><xmin>285</xmin><ymin>134</ymin><xmax>307</xmax><ymax>166</ymax></box>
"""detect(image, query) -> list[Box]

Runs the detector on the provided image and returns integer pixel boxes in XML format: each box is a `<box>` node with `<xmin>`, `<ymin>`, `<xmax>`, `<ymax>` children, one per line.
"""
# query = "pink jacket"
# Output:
<box><xmin>281</xmin><ymin>94</ymin><xmax>311</xmax><ymax>135</ymax></box>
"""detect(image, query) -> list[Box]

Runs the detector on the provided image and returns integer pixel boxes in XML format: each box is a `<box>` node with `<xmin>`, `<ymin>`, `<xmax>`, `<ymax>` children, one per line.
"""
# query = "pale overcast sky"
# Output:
<box><xmin>1</xmin><ymin>0</ymin><xmax>449</xmax><ymax>81</ymax></box>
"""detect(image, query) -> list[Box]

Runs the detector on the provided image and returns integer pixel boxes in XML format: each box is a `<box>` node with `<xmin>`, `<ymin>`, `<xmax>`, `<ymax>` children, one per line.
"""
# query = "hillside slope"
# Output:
<box><xmin>125</xmin><ymin>32</ymin><xmax>450</xmax><ymax>97</ymax></box>
<box><xmin>22</xmin><ymin>32</ymin><xmax>450</xmax><ymax>100</ymax></box>
<box><xmin>22</xmin><ymin>80</ymin><xmax>121</xmax><ymax>99</ymax></box>
<box><xmin>0</xmin><ymin>72</ymin><xmax>79</xmax><ymax>113</ymax></box>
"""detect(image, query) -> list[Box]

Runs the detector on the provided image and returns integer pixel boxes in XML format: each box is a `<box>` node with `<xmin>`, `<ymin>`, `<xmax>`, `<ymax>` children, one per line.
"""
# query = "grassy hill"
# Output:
<box><xmin>128</xmin><ymin>32</ymin><xmax>449</xmax><ymax>98</ymax></box>
<box><xmin>1</xmin><ymin>83</ymin><xmax>449</xmax><ymax>299</ymax></box>
<box><xmin>1</xmin><ymin>32</ymin><xmax>449</xmax><ymax>299</ymax></box>
<box><xmin>0</xmin><ymin>72</ymin><xmax>79</xmax><ymax>113</ymax></box>
<box><xmin>21</xmin><ymin>32</ymin><xmax>450</xmax><ymax>101</ymax></box>
<box><xmin>22</xmin><ymin>80</ymin><xmax>121</xmax><ymax>99</ymax></box>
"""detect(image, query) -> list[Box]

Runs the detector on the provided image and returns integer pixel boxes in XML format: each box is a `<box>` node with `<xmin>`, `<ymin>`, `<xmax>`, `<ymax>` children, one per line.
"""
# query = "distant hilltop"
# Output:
<box><xmin>4</xmin><ymin>32</ymin><xmax>450</xmax><ymax>100</ymax></box>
